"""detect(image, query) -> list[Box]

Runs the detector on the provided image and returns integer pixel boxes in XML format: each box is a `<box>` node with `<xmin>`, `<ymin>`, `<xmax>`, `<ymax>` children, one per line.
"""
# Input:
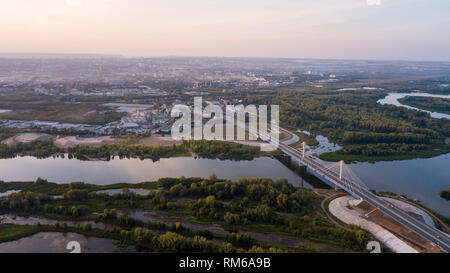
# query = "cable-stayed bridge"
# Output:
<box><xmin>277</xmin><ymin>129</ymin><xmax>449</xmax><ymax>252</ymax></box>
<box><xmin>225</xmin><ymin>111</ymin><xmax>450</xmax><ymax>252</ymax></box>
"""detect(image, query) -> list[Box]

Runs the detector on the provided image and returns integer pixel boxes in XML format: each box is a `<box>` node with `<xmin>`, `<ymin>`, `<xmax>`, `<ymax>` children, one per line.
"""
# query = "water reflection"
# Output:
<box><xmin>349</xmin><ymin>154</ymin><xmax>450</xmax><ymax>217</ymax></box>
<box><xmin>0</xmin><ymin>232</ymin><xmax>125</xmax><ymax>253</ymax></box>
<box><xmin>0</xmin><ymin>190</ymin><xmax>21</xmax><ymax>198</ymax></box>
<box><xmin>0</xmin><ymin>156</ymin><xmax>304</xmax><ymax>186</ymax></box>
<box><xmin>97</xmin><ymin>188</ymin><xmax>151</xmax><ymax>196</ymax></box>
<box><xmin>0</xmin><ymin>138</ymin><xmax>447</xmax><ymax>216</ymax></box>
<box><xmin>297</xmin><ymin>130</ymin><xmax>342</xmax><ymax>155</ymax></box>
<box><xmin>0</xmin><ymin>214</ymin><xmax>116</xmax><ymax>230</ymax></box>
<box><xmin>299</xmin><ymin>123</ymin><xmax>450</xmax><ymax>217</ymax></box>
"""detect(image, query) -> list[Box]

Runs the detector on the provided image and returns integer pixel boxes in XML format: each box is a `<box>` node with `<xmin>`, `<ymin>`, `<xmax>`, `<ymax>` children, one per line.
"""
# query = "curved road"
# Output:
<box><xmin>225</xmin><ymin>111</ymin><xmax>450</xmax><ymax>252</ymax></box>
<box><xmin>279</xmin><ymin>137</ymin><xmax>450</xmax><ymax>252</ymax></box>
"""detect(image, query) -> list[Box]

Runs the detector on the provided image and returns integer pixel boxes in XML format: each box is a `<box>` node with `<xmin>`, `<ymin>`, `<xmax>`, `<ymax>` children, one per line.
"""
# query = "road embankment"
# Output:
<box><xmin>329</xmin><ymin>196</ymin><xmax>418</xmax><ymax>253</ymax></box>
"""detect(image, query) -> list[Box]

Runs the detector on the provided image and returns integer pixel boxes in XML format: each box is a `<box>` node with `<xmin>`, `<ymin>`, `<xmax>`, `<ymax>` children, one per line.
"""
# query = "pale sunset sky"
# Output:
<box><xmin>0</xmin><ymin>0</ymin><xmax>449</xmax><ymax>61</ymax></box>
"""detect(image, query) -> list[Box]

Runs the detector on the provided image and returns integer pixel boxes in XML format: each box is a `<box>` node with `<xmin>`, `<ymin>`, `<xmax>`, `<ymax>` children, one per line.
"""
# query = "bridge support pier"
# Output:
<box><xmin>302</xmin><ymin>141</ymin><xmax>305</xmax><ymax>158</ymax></box>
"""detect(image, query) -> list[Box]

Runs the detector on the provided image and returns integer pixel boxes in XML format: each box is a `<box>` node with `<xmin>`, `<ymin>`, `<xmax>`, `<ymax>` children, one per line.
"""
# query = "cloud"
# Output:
<box><xmin>366</xmin><ymin>0</ymin><xmax>381</xmax><ymax>6</ymax></box>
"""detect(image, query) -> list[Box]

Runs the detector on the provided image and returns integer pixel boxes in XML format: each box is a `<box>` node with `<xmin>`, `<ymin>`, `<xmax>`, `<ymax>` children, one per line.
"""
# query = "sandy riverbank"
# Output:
<box><xmin>1</xmin><ymin>133</ymin><xmax>52</xmax><ymax>145</ymax></box>
<box><xmin>54</xmin><ymin>136</ymin><xmax>122</xmax><ymax>148</ymax></box>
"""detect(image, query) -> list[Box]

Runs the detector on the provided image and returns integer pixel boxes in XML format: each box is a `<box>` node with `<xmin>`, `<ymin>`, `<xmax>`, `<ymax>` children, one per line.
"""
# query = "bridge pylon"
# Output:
<box><xmin>302</xmin><ymin>141</ymin><xmax>305</xmax><ymax>159</ymax></box>
<box><xmin>334</xmin><ymin>160</ymin><xmax>344</xmax><ymax>191</ymax></box>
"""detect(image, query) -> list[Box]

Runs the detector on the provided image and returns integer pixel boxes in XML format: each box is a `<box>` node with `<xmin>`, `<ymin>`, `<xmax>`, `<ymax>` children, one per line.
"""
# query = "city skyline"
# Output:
<box><xmin>0</xmin><ymin>0</ymin><xmax>449</xmax><ymax>61</ymax></box>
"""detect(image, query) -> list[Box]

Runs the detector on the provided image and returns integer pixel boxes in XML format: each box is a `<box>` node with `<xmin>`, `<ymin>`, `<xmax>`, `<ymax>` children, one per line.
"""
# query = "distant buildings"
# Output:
<box><xmin>0</xmin><ymin>120</ymin><xmax>96</xmax><ymax>132</ymax></box>
<box><xmin>0</xmin><ymin>104</ymin><xmax>173</xmax><ymax>135</ymax></box>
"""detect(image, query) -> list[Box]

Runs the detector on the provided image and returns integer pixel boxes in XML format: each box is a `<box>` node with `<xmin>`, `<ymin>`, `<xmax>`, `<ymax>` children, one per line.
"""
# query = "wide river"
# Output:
<box><xmin>0</xmin><ymin>156</ymin><xmax>310</xmax><ymax>187</ymax></box>
<box><xmin>0</xmin><ymin>152</ymin><xmax>448</xmax><ymax>216</ymax></box>
<box><xmin>377</xmin><ymin>92</ymin><xmax>450</xmax><ymax>119</ymax></box>
<box><xmin>349</xmin><ymin>154</ymin><xmax>449</xmax><ymax>216</ymax></box>
<box><xmin>0</xmin><ymin>92</ymin><xmax>448</xmax><ymax>216</ymax></box>
<box><xmin>306</xmin><ymin>130</ymin><xmax>450</xmax><ymax>217</ymax></box>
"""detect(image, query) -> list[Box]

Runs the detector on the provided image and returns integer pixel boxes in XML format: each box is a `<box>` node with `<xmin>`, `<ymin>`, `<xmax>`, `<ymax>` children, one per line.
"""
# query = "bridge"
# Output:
<box><xmin>277</xmin><ymin>136</ymin><xmax>450</xmax><ymax>252</ymax></box>
<box><xmin>225</xmin><ymin>111</ymin><xmax>450</xmax><ymax>252</ymax></box>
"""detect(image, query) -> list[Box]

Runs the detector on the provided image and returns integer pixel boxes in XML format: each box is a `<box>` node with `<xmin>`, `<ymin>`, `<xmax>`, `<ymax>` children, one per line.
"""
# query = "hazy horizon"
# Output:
<box><xmin>1</xmin><ymin>52</ymin><xmax>450</xmax><ymax>63</ymax></box>
<box><xmin>1</xmin><ymin>0</ymin><xmax>449</xmax><ymax>61</ymax></box>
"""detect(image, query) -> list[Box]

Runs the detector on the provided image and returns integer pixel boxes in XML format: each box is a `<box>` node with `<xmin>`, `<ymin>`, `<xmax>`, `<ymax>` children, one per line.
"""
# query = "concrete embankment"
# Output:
<box><xmin>329</xmin><ymin>196</ymin><xmax>418</xmax><ymax>253</ymax></box>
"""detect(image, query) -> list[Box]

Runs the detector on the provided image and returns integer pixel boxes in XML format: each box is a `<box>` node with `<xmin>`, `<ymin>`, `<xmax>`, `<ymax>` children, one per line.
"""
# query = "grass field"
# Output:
<box><xmin>0</xmin><ymin>95</ymin><xmax>125</xmax><ymax>125</ymax></box>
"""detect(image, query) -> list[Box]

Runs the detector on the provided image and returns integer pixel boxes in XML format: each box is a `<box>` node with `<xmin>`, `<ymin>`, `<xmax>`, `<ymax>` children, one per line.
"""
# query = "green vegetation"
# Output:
<box><xmin>376</xmin><ymin>79</ymin><xmax>450</xmax><ymax>95</ymax></box>
<box><xmin>440</xmin><ymin>188</ymin><xmax>450</xmax><ymax>201</ymax></box>
<box><xmin>291</xmin><ymin>131</ymin><xmax>319</xmax><ymax>146</ymax></box>
<box><xmin>0</xmin><ymin>139</ymin><xmax>264</xmax><ymax>161</ymax></box>
<box><xmin>248</xmin><ymin>89</ymin><xmax>450</xmax><ymax>162</ymax></box>
<box><xmin>399</xmin><ymin>96</ymin><xmax>450</xmax><ymax>115</ymax></box>
<box><xmin>0</xmin><ymin>176</ymin><xmax>373</xmax><ymax>252</ymax></box>
<box><xmin>0</xmin><ymin>94</ymin><xmax>126</xmax><ymax>125</ymax></box>
<box><xmin>0</xmin><ymin>224</ymin><xmax>48</xmax><ymax>243</ymax></box>
<box><xmin>0</xmin><ymin>140</ymin><xmax>63</xmax><ymax>158</ymax></box>
<box><xmin>320</xmin><ymin>143</ymin><xmax>450</xmax><ymax>163</ymax></box>
<box><xmin>68</xmin><ymin>143</ymin><xmax>189</xmax><ymax>161</ymax></box>
<box><xmin>0</xmin><ymin>131</ymin><xmax>14</xmax><ymax>142</ymax></box>
<box><xmin>0</xmin><ymin>179</ymin><xmax>156</xmax><ymax>196</ymax></box>
<box><xmin>187</xmin><ymin>140</ymin><xmax>262</xmax><ymax>160</ymax></box>
<box><xmin>0</xmin><ymin>222</ymin><xmax>285</xmax><ymax>253</ymax></box>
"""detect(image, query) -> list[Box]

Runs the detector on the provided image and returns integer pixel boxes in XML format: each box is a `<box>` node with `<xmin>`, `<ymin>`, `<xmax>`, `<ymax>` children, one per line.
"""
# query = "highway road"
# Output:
<box><xmin>278</xmin><ymin>137</ymin><xmax>450</xmax><ymax>253</ymax></box>
<box><xmin>225</xmin><ymin>110</ymin><xmax>450</xmax><ymax>252</ymax></box>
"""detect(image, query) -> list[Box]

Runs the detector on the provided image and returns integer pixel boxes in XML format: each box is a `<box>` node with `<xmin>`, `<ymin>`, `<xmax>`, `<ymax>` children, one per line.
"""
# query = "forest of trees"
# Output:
<box><xmin>186</xmin><ymin>140</ymin><xmax>262</xmax><ymax>160</ymax></box>
<box><xmin>0</xmin><ymin>140</ymin><xmax>63</xmax><ymax>158</ymax></box>
<box><xmin>0</xmin><ymin>138</ymin><xmax>263</xmax><ymax>161</ymax></box>
<box><xmin>68</xmin><ymin>143</ymin><xmax>188</xmax><ymax>161</ymax></box>
<box><xmin>0</xmin><ymin>95</ymin><xmax>126</xmax><ymax>125</ymax></box>
<box><xmin>399</xmin><ymin>96</ymin><xmax>450</xmax><ymax>115</ymax></box>
<box><xmin>440</xmin><ymin>188</ymin><xmax>450</xmax><ymax>201</ymax></box>
<box><xmin>0</xmin><ymin>176</ymin><xmax>372</xmax><ymax>252</ymax></box>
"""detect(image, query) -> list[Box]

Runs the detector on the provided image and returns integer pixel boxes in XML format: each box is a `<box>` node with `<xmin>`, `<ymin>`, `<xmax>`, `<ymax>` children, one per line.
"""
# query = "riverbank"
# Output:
<box><xmin>0</xmin><ymin>137</ymin><xmax>265</xmax><ymax>162</ymax></box>
<box><xmin>0</xmin><ymin>177</ymin><xmax>376</xmax><ymax>253</ymax></box>
<box><xmin>329</xmin><ymin>196</ymin><xmax>419</xmax><ymax>253</ymax></box>
<box><xmin>398</xmin><ymin>96</ymin><xmax>450</xmax><ymax>116</ymax></box>
<box><xmin>319</xmin><ymin>143</ymin><xmax>450</xmax><ymax>163</ymax></box>
<box><xmin>0</xmin><ymin>231</ymin><xmax>129</xmax><ymax>253</ymax></box>
<box><xmin>1</xmin><ymin>133</ymin><xmax>52</xmax><ymax>145</ymax></box>
<box><xmin>378</xmin><ymin>92</ymin><xmax>450</xmax><ymax>119</ymax></box>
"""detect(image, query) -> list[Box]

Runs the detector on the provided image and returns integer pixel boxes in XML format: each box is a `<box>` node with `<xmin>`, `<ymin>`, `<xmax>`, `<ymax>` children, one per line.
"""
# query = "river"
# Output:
<box><xmin>0</xmin><ymin>92</ymin><xmax>448</xmax><ymax>216</ymax></box>
<box><xmin>0</xmin><ymin>156</ymin><xmax>309</xmax><ymax>187</ymax></box>
<box><xmin>1</xmin><ymin>150</ymin><xmax>447</xmax><ymax>216</ymax></box>
<box><xmin>348</xmin><ymin>154</ymin><xmax>450</xmax><ymax>216</ymax></box>
<box><xmin>0</xmin><ymin>232</ymin><xmax>127</xmax><ymax>253</ymax></box>
<box><xmin>302</xmin><ymin>133</ymin><xmax>449</xmax><ymax>216</ymax></box>
<box><xmin>297</xmin><ymin>92</ymin><xmax>450</xmax><ymax>217</ymax></box>
<box><xmin>377</xmin><ymin>92</ymin><xmax>450</xmax><ymax>119</ymax></box>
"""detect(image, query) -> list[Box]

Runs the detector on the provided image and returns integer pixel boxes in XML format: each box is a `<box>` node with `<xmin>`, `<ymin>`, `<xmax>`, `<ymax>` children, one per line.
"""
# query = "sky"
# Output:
<box><xmin>0</xmin><ymin>0</ymin><xmax>449</xmax><ymax>61</ymax></box>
